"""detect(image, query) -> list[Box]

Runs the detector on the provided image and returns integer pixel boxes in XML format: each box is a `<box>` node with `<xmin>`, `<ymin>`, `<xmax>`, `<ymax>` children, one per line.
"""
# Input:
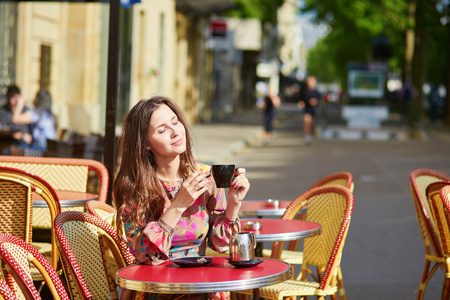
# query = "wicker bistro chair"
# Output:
<box><xmin>307</xmin><ymin>171</ymin><xmax>354</xmax><ymax>193</ymax></box>
<box><xmin>0</xmin><ymin>167</ymin><xmax>62</xmax><ymax>284</ymax></box>
<box><xmin>410</xmin><ymin>168</ymin><xmax>450</xmax><ymax>300</ymax></box>
<box><xmin>0</xmin><ymin>276</ymin><xmax>16</xmax><ymax>300</ymax></box>
<box><xmin>261</xmin><ymin>172</ymin><xmax>354</xmax><ymax>299</ymax></box>
<box><xmin>426</xmin><ymin>181</ymin><xmax>450</xmax><ymax>299</ymax></box>
<box><xmin>54</xmin><ymin>211</ymin><xmax>134</xmax><ymax>300</ymax></box>
<box><xmin>0</xmin><ymin>233</ymin><xmax>69</xmax><ymax>300</ymax></box>
<box><xmin>0</xmin><ymin>156</ymin><xmax>109</xmax><ymax>231</ymax></box>
<box><xmin>85</xmin><ymin>200</ymin><xmax>117</xmax><ymax>227</ymax></box>
<box><xmin>237</xmin><ymin>185</ymin><xmax>354</xmax><ymax>300</ymax></box>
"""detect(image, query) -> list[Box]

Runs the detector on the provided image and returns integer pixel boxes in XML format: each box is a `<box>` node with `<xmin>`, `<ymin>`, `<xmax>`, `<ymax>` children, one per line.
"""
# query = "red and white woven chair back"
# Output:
<box><xmin>0</xmin><ymin>233</ymin><xmax>69</xmax><ymax>300</ymax></box>
<box><xmin>54</xmin><ymin>211</ymin><xmax>133</xmax><ymax>300</ymax></box>
<box><xmin>85</xmin><ymin>200</ymin><xmax>117</xmax><ymax>227</ymax></box>
<box><xmin>308</xmin><ymin>171</ymin><xmax>354</xmax><ymax>192</ymax></box>
<box><xmin>442</xmin><ymin>185</ymin><xmax>450</xmax><ymax>212</ymax></box>
<box><xmin>430</xmin><ymin>182</ymin><xmax>450</xmax><ymax>255</ymax></box>
<box><xmin>0</xmin><ymin>276</ymin><xmax>16</xmax><ymax>300</ymax></box>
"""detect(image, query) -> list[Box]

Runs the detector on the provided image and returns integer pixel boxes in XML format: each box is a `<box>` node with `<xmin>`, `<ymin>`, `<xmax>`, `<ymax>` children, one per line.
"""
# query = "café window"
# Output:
<box><xmin>40</xmin><ymin>45</ymin><xmax>51</xmax><ymax>90</ymax></box>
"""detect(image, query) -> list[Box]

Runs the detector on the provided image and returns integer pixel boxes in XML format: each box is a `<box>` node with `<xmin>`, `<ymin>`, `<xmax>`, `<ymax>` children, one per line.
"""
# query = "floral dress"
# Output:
<box><xmin>124</xmin><ymin>164</ymin><xmax>240</xmax><ymax>265</ymax></box>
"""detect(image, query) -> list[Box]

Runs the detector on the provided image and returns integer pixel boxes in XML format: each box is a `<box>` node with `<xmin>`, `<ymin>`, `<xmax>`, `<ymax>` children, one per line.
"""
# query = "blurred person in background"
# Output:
<box><xmin>0</xmin><ymin>85</ymin><xmax>33</xmax><ymax>153</ymax></box>
<box><xmin>298</xmin><ymin>76</ymin><xmax>321</xmax><ymax>144</ymax></box>
<box><xmin>398</xmin><ymin>76</ymin><xmax>415</xmax><ymax>119</ymax></box>
<box><xmin>12</xmin><ymin>89</ymin><xmax>56</xmax><ymax>152</ymax></box>
<box><xmin>258</xmin><ymin>84</ymin><xmax>281</xmax><ymax>145</ymax></box>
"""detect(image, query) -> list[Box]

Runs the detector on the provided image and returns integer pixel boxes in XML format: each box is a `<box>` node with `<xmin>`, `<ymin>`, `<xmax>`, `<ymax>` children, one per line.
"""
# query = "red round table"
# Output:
<box><xmin>239</xmin><ymin>200</ymin><xmax>307</xmax><ymax>217</ymax></box>
<box><xmin>240</xmin><ymin>219</ymin><xmax>322</xmax><ymax>242</ymax></box>
<box><xmin>33</xmin><ymin>190</ymin><xmax>98</xmax><ymax>208</ymax></box>
<box><xmin>116</xmin><ymin>257</ymin><xmax>291</xmax><ymax>296</ymax></box>
<box><xmin>239</xmin><ymin>200</ymin><xmax>291</xmax><ymax>217</ymax></box>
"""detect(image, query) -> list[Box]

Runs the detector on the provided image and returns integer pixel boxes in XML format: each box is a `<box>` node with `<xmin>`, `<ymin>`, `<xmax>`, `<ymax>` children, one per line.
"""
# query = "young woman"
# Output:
<box><xmin>114</xmin><ymin>96</ymin><xmax>250</xmax><ymax>299</ymax></box>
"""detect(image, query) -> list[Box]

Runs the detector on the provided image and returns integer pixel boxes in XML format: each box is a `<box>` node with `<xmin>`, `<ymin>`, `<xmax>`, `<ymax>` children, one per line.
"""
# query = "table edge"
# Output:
<box><xmin>116</xmin><ymin>257</ymin><xmax>292</xmax><ymax>294</ymax></box>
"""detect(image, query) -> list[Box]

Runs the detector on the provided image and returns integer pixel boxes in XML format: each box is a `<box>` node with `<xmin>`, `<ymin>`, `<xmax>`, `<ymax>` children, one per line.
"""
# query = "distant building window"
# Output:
<box><xmin>40</xmin><ymin>45</ymin><xmax>51</xmax><ymax>90</ymax></box>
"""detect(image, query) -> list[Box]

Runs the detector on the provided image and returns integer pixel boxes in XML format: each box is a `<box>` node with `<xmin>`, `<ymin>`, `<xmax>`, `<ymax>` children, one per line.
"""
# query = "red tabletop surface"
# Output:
<box><xmin>240</xmin><ymin>200</ymin><xmax>291</xmax><ymax>211</ymax></box>
<box><xmin>118</xmin><ymin>257</ymin><xmax>287</xmax><ymax>283</ymax></box>
<box><xmin>116</xmin><ymin>257</ymin><xmax>291</xmax><ymax>293</ymax></box>
<box><xmin>239</xmin><ymin>200</ymin><xmax>307</xmax><ymax>217</ymax></box>
<box><xmin>240</xmin><ymin>219</ymin><xmax>322</xmax><ymax>242</ymax></box>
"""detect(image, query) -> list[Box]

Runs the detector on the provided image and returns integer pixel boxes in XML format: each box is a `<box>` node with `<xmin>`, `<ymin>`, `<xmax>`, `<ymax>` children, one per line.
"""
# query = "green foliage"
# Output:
<box><xmin>303</xmin><ymin>0</ymin><xmax>411</xmax><ymax>88</ymax></box>
<box><xmin>226</xmin><ymin>0</ymin><xmax>285</xmax><ymax>24</ymax></box>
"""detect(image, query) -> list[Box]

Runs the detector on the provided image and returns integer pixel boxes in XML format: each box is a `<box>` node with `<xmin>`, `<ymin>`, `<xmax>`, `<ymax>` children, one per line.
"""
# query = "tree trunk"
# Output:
<box><xmin>403</xmin><ymin>0</ymin><xmax>416</xmax><ymax>81</ymax></box>
<box><xmin>409</xmin><ymin>0</ymin><xmax>429</xmax><ymax>136</ymax></box>
<box><xmin>445</xmin><ymin>23</ymin><xmax>450</xmax><ymax>125</ymax></box>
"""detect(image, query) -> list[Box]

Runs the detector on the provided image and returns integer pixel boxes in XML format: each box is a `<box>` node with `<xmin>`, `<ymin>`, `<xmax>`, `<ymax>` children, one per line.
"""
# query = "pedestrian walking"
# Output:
<box><xmin>258</xmin><ymin>85</ymin><xmax>280</xmax><ymax>145</ymax></box>
<box><xmin>298</xmin><ymin>76</ymin><xmax>321</xmax><ymax>144</ymax></box>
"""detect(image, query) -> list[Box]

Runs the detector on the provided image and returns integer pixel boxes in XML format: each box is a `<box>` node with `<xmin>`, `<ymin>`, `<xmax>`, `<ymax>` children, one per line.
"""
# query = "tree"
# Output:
<box><xmin>303</xmin><ymin>0</ymin><xmax>449</xmax><ymax>130</ymax></box>
<box><xmin>303</xmin><ymin>0</ymin><xmax>409</xmax><ymax>84</ymax></box>
<box><xmin>227</xmin><ymin>0</ymin><xmax>285</xmax><ymax>24</ymax></box>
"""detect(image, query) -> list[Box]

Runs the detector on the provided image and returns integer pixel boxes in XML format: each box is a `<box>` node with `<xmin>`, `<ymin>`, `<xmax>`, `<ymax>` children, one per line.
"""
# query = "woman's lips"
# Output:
<box><xmin>172</xmin><ymin>137</ymin><xmax>183</xmax><ymax>146</ymax></box>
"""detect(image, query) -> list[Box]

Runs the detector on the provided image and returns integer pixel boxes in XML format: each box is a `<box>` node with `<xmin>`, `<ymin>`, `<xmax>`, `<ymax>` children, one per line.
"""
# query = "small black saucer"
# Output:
<box><xmin>173</xmin><ymin>257</ymin><xmax>213</xmax><ymax>267</ymax></box>
<box><xmin>227</xmin><ymin>258</ymin><xmax>263</xmax><ymax>268</ymax></box>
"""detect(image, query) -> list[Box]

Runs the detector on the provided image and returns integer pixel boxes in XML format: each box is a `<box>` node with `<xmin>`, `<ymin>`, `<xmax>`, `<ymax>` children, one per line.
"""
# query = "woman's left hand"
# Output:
<box><xmin>228</xmin><ymin>168</ymin><xmax>250</xmax><ymax>205</ymax></box>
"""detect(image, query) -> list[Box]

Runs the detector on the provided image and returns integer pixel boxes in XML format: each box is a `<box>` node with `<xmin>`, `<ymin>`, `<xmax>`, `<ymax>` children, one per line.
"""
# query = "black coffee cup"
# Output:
<box><xmin>211</xmin><ymin>164</ymin><xmax>236</xmax><ymax>188</ymax></box>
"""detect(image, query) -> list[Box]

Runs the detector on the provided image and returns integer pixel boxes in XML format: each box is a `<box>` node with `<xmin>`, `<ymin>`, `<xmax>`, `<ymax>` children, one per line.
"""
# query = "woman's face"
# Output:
<box><xmin>146</xmin><ymin>104</ymin><xmax>186</xmax><ymax>159</ymax></box>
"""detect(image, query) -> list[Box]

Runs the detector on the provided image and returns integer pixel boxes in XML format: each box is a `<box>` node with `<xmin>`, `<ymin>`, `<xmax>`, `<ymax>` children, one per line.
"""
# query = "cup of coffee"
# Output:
<box><xmin>211</xmin><ymin>164</ymin><xmax>235</xmax><ymax>188</ymax></box>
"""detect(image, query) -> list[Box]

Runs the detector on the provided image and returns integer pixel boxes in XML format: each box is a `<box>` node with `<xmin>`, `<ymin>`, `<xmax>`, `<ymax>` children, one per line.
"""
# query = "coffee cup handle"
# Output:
<box><xmin>250</xmin><ymin>231</ymin><xmax>257</xmax><ymax>249</ymax></box>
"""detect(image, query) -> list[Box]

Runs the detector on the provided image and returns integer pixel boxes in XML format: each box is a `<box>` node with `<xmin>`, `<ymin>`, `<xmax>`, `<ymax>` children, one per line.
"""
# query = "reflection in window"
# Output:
<box><xmin>40</xmin><ymin>45</ymin><xmax>51</xmax><ymax>90</ymax></box>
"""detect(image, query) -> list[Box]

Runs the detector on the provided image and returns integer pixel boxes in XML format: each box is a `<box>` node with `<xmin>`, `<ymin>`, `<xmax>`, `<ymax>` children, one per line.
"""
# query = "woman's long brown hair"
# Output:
<box><xmin>114</xmin><ymin>96</ymin><xmax>196</xmax><ymax>243</ymax></box>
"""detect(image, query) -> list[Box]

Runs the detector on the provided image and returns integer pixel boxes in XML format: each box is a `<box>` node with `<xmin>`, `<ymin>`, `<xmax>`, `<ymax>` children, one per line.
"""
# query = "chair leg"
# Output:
<box><xmin>417</xmin><ymin>260</ymin><xmax>439</xmax><ymax>300</ymax></box>
<box><xmin>442</xmin><ymin>277</ymin><xmax>450</xmax><ymax>300</ymax></box>
<box><xmin>442</xmin><ymin>263</ymin><xmax>450</xmax><ymax>300</ymax></box>
<box><xmin>337</xmin><ymin>266</ymin><xmax>347</xmax><ymax>300</ymax></box>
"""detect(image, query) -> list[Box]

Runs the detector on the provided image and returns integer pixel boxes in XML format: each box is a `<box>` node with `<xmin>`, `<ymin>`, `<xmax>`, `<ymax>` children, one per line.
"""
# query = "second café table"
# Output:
<box><xmin>116</xmin><ymin>256</ymin><xmax>291</xmax><ymax>300</ymax></box>
<box><xmin>32</xmin><ymin>190</ymin><xmax>98</xmax><ymax>208</ymax></box>
<box><xmin>239</xmin><ymin>200</ymin><xmax>307</xmax><ymax>217</ymax></box>
<box><xmin>240</xmin><ymin>219</ymin><xmax>322</xmax><ymax>257</ymax></box>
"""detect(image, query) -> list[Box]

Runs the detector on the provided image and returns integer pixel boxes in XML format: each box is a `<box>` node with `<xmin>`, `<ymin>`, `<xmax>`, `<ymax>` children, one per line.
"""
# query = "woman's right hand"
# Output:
<box><xmin>172</xmin><ymin>170</ymin><xmax>211</xmax><ymax>210</ymax></box>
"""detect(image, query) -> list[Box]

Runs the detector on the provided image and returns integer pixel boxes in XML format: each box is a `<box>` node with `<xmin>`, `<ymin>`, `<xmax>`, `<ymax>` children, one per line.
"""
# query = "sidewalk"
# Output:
<box><xmin>191</xmin><ymin>110</ymin><xmax>264</xmax><ymax>165</ymax></box>
<box><xmin>190</xmin><ymin>105</ymin><xmax>450</xmax><ymax>164</ymax></box>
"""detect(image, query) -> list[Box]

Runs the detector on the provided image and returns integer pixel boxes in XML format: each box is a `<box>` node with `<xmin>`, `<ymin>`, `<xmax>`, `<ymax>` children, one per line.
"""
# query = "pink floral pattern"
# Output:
<box><xmin>124</xmin><ymin>163</ymin><xmax>240</xmax><ymax>265</ymax></box>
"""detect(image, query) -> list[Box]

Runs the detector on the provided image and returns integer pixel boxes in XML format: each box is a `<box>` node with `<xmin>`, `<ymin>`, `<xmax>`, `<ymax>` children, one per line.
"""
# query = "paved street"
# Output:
<box><xmin>226</xmin><ymin>108</ymin><xmax>450</xmax><ymax>299</ymax></box>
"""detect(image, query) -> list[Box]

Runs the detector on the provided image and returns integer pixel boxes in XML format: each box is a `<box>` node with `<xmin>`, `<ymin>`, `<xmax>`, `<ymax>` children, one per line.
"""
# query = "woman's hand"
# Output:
<box><xmin>225</xmin><ymin>168</ymin><xmax>250</xmax><ymax>222</ymax></box>
<box><xmin>228</xmin><ymin>168</ymin><xmax>250</xmax><ymax>205</ymax></box>
<box><xmin>172</xmin><ymin>170</ymin><xmax>211</xmax><ymax>210</ymax></box>
<box><xmin>161</xmin><ymin>170</ymin><xmax>212</xmax><ymax>228</ymax></box>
